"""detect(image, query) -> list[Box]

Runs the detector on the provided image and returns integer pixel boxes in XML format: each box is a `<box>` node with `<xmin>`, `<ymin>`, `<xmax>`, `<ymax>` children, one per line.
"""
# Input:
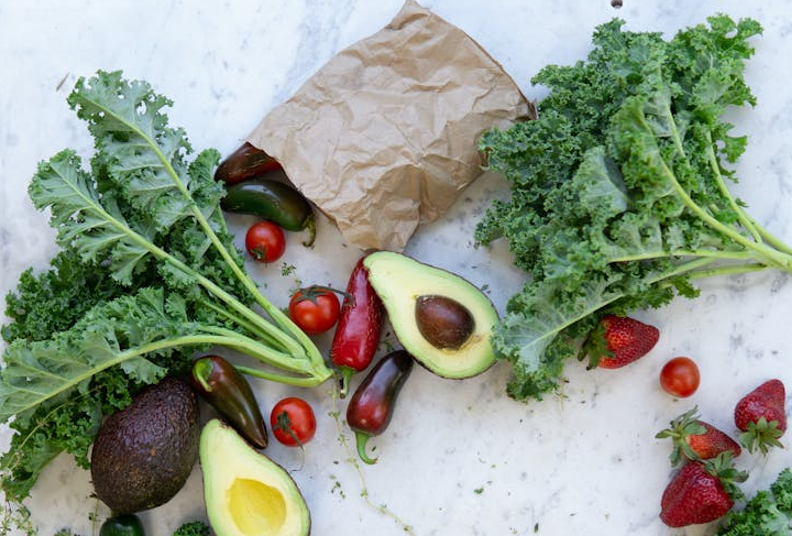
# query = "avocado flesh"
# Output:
<box><xmin>200</xmin><ymin>419</ymin><xmax>310</xmax><ymax>536</ymax></box>
<box><xmin>363</xmin><ymin>251</ymin><xmax>499</xmax><ymax>379</ymax></box>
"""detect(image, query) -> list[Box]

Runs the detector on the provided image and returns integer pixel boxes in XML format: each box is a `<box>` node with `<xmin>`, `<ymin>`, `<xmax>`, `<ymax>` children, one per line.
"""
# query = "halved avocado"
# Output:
<box><xmin>199</xmin><ymin>419</ymin><xmax>310</xmax><ymax>536</ymax></box>
<box><xmin>363</xmin><ymin>251</ymin><xmax>498</xmax><ymax>378</ymax></box>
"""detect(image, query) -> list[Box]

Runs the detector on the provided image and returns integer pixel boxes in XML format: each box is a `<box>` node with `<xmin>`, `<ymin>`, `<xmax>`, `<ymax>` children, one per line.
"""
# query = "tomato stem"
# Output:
<box><xmin>295</xmin><ymin>284</ymin><xmax>351</xmax><ymax>304</ymax></box>
<box><xmin>274</xmin><ymin>410</ymin><xmax>305</xmax><ymax>449</ymax></box>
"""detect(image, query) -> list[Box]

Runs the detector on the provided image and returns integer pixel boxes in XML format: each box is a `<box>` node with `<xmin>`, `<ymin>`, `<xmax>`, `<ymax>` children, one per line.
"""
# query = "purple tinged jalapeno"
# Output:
<box><xmin>190</xmin><ymin>355</ymin><xmax>268</xmax><ymax>449</ymax></box>
<box><xmin>345</xmin><ymin>349</ymin><xmax>414</xmax><ymax>464</ymax></box>
<box><xmin>215</xmin><ymin>142</ymin><xmax>282</xmax><ymax>186</ymax></box>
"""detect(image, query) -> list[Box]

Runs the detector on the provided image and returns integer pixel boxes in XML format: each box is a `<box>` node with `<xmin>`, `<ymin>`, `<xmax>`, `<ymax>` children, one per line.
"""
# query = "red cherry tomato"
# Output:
<box><xmin>245</xmin><ymin>221</ymin><xmax>286</xmax><ymax>263</ymax></box>
<box><xmin>659</xmin><ymin>356</ymin><xmax>700</xmax><ymax>398</ymax></box>
<box><xmin>270</xmin><ymin>397</ymin><xmax>317</xmax><ymax>447</ymax></box>
<box><xmin>288</xmin><ymin>286</ymin><xmax>341</xmax><ymax>334</ymax></box>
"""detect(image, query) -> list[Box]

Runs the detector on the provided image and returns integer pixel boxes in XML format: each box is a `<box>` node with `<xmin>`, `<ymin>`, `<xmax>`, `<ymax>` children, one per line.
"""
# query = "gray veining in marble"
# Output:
<box><xmin>2</xmin><ymin>1</ymin><xmax>792</xmax><ymax>535</ymax></box>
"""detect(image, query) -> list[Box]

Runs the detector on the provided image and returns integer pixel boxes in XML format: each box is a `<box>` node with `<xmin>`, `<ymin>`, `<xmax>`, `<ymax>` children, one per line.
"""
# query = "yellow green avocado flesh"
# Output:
<box><xmin>363</xmin><ymin>251</ymin><xmax>499</xmax><ymax>378</ymax></box>
<box><xmin>199</xmin><ymin>419</ymin><xmax>310</xmax><ymax>536</ymax></box>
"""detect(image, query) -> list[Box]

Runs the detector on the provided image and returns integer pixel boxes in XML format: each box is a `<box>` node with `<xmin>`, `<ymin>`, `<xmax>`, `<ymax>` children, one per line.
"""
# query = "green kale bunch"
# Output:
<box><xmin>476</xmin><ymin>15</ymin><xmax>792</xmax><ymax>400</ymax></box>
<box><xmin>0</xmin><ymin>71</ymin><xmax>333</xmax><ymax>501</ymax></box>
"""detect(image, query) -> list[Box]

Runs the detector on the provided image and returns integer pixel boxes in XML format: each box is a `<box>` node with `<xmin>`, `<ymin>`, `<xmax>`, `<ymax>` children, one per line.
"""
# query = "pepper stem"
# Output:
<box><xmin>338</xmin><ymin>367</ymin><xmax>355</xmax><ymax>399</ymax></box>
<box><xmin>355</xmin><ymin>431</ymin><xmax>378</xmax><ymax>465</ymax></box>
<box><xmin>191</xmin><ymin>357</ymin><xmax>215</xmax><ymax>393</ymax></box>
<box><xmin>302</xmin><ymin>214</ymin><xmax>316</xmax><ymax>247</ymax></box>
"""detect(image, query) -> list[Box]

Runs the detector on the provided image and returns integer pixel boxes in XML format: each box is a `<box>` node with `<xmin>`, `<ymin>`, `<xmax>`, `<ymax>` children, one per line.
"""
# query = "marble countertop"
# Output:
<box><xmin>2</xmin><ymin>1</ymin><xmax>792</xmax><ymax>535</ymax></box>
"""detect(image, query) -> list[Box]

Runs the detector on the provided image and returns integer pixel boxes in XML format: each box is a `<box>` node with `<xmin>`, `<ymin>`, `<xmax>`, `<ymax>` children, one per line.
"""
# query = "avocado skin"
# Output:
<box><xmin>91</xmin><ymin>377</ymin><xmax>200</xmax><ymax>515</ymax></box>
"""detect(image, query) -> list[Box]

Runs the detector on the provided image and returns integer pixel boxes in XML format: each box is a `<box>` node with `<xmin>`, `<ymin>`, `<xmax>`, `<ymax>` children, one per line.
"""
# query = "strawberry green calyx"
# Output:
<box><xmin>702</xmin><ymin>452</ymin><xmax>748</xmax><ymax>502</ymax></box>
<box><xmin>738</xmin><ymin>416</ymin><xmax>785</xmax><ymax>455</ymax></box>
<box><xmin>656</xmin><ymin>407</ymin><xmax>708</xmax><ymax>465</ymax></box>
<box><xmin>656</xmin><ymin>407</ymin><xmax>742</xmax><ymax>466</ymax></box>
<box><xmin>734</xmin><ymin>379</ymin><xmax>787</xmax><ymax>455</ymax></box>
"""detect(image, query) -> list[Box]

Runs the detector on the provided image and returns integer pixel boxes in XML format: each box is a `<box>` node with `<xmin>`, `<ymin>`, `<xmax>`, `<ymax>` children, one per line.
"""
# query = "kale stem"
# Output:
<box><xmin>656</xmin><ymin>146</ymin><xmax>792</xmax><ymax>271</ymax></box>
<box><xmin>198</xmin><ymin>298</ymin><xmax>287</xmax><ymax>351</ymax></box>
<box><xmin>744</xmin><ymin>214</ymin><xmax>792</xmax><ymax>256</ymax></box>
<box><xmin>685</xmin><ymin>262</ymin><xmax>770</xmax><ymax>280</ymax></box>
<box><xmin>658</xmin><ymin>101</ymin><xmax>792</xmax><ymax>271</ymax></box>
<box><xmin>154</xmin><ymin>145</ymin><xmax>297</xmax><ymax>327</ymax></box>
<box><xmin>234</xmin><ymin>365</ymin><xmax>329</xmax><ymax>388</ymax></box>
<box><xmin>609</xmin><ymin>248</ymin><xmax>752</xmax><ymax>264</ymax></box>
<box><xmin>649</xmin><ymin>256</ymin><xmax>719</xmax><ymax>282</ymax></box>
<box><xmin>704</xmin><ymin>131</ymin><xmax>762</xmax><ymax>242</ymax></box>
<box><xmin>197</xmin><ymin>328</ymin><xmax>313</xmax><ymax>375</ymax></box>
<box><xmin>189</xmin><ymin>272</ymin><xmax>308</xmax><ymax>357</ymax></box>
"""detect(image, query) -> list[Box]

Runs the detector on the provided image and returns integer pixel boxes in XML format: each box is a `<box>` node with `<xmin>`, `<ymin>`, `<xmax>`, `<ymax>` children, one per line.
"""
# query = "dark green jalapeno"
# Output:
<box><xmin>215</xmin><ymin>142</ymin><xmax>282</xmax><ymax>185</ymax></box>
<box><xmin>221</xmin><ymin>178</ymin><xmax>316</xmax><ymax>246</ymax></box>
<box><xmin>99</xmin><ymin>514</ymin><xmax>145</xmax><ymax>536</ymax></box>
<box><xmin>346</xmin><ymin>349</ymin><xmax>414</xmax><ymax>464</ymax></box>
<box><xmin>190</xmin><ymin>355</ymin><xmax>268</xmax><ymax>449</ymax></box>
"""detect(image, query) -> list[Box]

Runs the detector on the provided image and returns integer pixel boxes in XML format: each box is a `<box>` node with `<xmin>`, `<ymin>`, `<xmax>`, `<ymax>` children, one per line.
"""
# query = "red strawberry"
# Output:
<box><xmin>659</xmin><ymin>454</ymin><xmax>746</xmax><ymax>528</ymax></box>
<box><xmin>734</xmin><ymin>378</ymin><xmax>787</xmax><ymax>454</ymax></box>
<box><xmin>656</xmin><ymin>407</ymin><xmax>741</xmax><ymax>466</ymax></box>
<box><xmin>587</xmin><ymin>314</ymin><xmax>660</xmax><ymax>369</ymax></box>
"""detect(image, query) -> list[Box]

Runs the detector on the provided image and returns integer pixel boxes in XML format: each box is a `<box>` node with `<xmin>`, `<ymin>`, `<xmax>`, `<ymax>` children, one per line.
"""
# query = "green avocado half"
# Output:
<box><xmin>363</xmin><ymin>251</ymin><xmax>499</xmax><ymax>379</ymax></box>
<box><xmin>200</xmin><ymin>419</ymin><xmax>311</xmax><ymax>536</ymax></box>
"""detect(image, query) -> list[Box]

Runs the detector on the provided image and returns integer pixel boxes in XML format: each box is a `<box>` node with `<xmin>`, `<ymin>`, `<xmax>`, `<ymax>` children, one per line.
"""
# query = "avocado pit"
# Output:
<box><xmin>415</xmin><ymin>294</ymin><xmax>475</xmax><ymax>350</ymax></box>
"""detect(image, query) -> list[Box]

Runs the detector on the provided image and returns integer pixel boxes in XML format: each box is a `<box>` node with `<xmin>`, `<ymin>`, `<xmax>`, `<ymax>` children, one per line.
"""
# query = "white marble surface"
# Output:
<box><xmin>2</xmin><ymin>1</ymin><xmax>792</xmax><ymax>535</ymax></box>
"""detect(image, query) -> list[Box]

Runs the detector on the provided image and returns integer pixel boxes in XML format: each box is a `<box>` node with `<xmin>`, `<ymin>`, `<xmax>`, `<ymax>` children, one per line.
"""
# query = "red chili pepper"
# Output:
<box><xmin>190</xmin><ymin>355</ymin><xmax>268</xmax><ymax>449</ymax></box>
<box><xmin>346</xmin><ymin>349</ymin><xmax>413</xmax><ymax>465</ymax></box>
<box><xmin>330</xmin><ymin>255</ymin><xmax>385</xmax><ymax>397</ymax></box>
<box><xmin>214</xmin><ymin>142</ymin><xmax>282</xmax><ymax>185</ymax></box>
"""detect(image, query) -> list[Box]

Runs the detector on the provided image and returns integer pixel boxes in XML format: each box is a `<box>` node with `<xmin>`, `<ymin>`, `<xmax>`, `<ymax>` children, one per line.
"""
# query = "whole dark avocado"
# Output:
<box><xmin>90</xmin><ymin>376</ymin><xmax>200</xmax><ymax>515</ymax></box>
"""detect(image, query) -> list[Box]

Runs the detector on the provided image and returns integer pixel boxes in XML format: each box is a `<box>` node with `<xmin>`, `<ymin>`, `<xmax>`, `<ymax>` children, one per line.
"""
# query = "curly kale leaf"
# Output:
<box><xmin>172</xmin><ymin>521</ymin><xmax>212</xmax><ymax>536</ymax></box>
<box><xmin>716</xmin><ymin>468</ymin><xmax>792</xmax><ymax>535</ymax></box>
<box><xmin>2</xmin><ymin>247</ymin><xmax>126</xmax><ymax>344</ymax></box>
<box><xmin>477</xmin><ymin>15</ymin><xmax>788</xmax><ymax>400</ymax></box>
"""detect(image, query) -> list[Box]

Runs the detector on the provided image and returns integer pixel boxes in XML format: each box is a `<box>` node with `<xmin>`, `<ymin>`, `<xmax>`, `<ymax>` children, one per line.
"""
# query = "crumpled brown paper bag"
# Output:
<box><xmin>247</xmin><ymin>0</ymin><xmax>535</xmax><ymax>251</ymax></box>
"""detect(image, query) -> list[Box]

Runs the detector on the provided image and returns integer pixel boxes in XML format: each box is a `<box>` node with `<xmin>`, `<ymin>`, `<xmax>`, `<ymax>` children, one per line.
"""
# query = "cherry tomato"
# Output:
<box><xmin>270</xmin><ymin>397</ymin><xmax>317</xmax><ymax>447</ymax></box>
<box><xmin>659</xmin><ymin>356</ymin><xmax>700</xmax><ymax>398</ymax></box>
<box><xmin>288</xmin><ymin>286</ymin><xmax>342</xmax><ymax>334</ymax></box>
<box><xmin>245</xmin><ymin>221</ymin><xmax>286</xmax><ymax>263</ymax></box>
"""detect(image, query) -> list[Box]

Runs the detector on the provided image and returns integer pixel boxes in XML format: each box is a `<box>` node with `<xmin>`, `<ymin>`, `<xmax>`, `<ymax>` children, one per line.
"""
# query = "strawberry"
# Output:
<box><xmin>659</xmin><ymin>453</ymin><xmax>746</xmax><ymax>528</ymax></box>
<box><xmin>584</xmin><ymin>314</ymin><xmax>660</xmax><ymax>369</ymax></box>
<box><xmin>656</xmin><ymin>407</ymin><xmax>741</xmax><ymax>466</ymax></box>
<box><xmin>734</xmin><ymin>378</ymin><xmax>787</xmax><ymax>454</ymax></box>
